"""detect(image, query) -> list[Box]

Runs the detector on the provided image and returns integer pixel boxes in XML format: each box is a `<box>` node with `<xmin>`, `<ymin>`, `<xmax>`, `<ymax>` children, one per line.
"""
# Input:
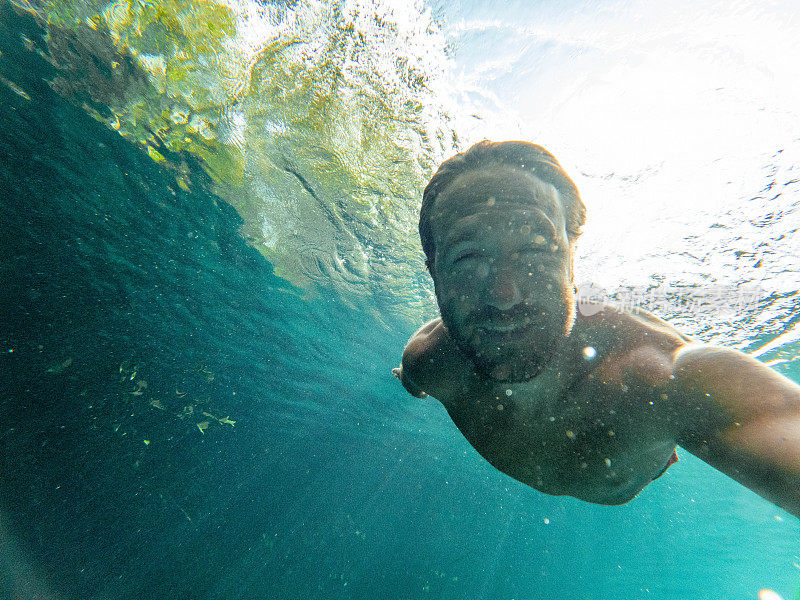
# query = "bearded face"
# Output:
<box><xmin>429</xmin><ymin>167</ymin><xmax>576</xmax><ymax>382</ymax></box>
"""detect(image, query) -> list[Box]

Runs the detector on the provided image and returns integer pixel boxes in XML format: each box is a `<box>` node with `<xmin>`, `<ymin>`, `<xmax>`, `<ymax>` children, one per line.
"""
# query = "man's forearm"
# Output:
<box><xmin>673</xmin><ymin>345</ymin><xmax>800</xmax><ymax>518</ymax></box>
<box><xmin>678</xmin><ymin>425</ymin><xmax>800</xmax><ymax>518</ymax></box>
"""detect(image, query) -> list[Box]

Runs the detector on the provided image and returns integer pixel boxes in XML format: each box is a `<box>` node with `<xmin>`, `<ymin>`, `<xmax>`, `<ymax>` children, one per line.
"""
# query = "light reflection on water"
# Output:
<box><xmin>2</xmin><ymin>2</ymin><xmax>800</xmax><ymax>598</ymax></box>
<box><xmin>32</xmin><ymin>0</ymin><xmax>800</xmax><ymax>351</ymax></box>
<box><xmin>435</xmin><ymin>0</ymin><xmax>800</xmax><ymax>349</ymax></box>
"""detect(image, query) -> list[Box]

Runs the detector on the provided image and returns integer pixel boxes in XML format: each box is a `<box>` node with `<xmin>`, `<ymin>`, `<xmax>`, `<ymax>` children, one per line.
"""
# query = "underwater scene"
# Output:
<box><xmin>0</xmin><ymin>0</ymin><xmax>798</xmax><ymax>598</ymax></box>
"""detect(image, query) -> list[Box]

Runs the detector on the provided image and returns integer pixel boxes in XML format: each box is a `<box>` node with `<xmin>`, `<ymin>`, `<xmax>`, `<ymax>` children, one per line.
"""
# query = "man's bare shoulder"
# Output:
<box><xmin>569</xmin><ymin>305</ymin><xmax>695</xmax><ymax>388</ymax></box>
<box><xmin>397</xmin><ymin>318</ymin><xmax>476</xmax><ymax>399</ymax></box>
<box><xmin>573</xmin><ymin>304</ymin><xmax>693</xmax><ymax>346</ymax></box>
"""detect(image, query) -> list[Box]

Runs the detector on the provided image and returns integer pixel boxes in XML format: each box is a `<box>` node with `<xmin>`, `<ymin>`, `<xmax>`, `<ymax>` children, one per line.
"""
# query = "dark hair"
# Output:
<box><xmin>419</xmin><ymin>140</ymin><xmax>586</xmax><ymax>269</ymax></box>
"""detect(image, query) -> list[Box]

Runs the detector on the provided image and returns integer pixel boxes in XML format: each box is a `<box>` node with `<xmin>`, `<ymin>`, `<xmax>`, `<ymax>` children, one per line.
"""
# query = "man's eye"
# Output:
<box><xmin>454</xmin><ymin>251</ymin><xmax>480</xmax><ymax>264</ymax></box>
<box><xmin>453</xmin><ymin>252</ymin><xmax>478</xmax><ymax>264</ymax></box>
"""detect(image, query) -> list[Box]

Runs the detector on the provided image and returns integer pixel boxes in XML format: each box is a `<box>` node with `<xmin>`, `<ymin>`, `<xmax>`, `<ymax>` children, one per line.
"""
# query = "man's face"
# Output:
<box><xmin>429</xmin><ymin>165</ymin><xmax>576</xmax><ymax>381</ymax></box>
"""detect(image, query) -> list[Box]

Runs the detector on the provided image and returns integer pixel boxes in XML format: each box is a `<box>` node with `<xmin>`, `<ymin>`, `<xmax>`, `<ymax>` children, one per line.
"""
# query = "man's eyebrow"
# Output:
<box><xmin>443</xmin><ymin>225</ymin><xmax>481</xmax><ymax>248</ymax></box>
<box><xmin>442</xmin><ymin>209</ymin><xmax>558</xmax><ymax>248</ymax></box>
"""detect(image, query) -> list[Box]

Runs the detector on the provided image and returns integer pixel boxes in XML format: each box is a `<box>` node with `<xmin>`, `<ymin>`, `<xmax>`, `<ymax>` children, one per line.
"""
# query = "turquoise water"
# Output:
<box><xmin>0</xmin><ymin>2</ymin><xmax>798</xmax><ymax>598</ymax></box>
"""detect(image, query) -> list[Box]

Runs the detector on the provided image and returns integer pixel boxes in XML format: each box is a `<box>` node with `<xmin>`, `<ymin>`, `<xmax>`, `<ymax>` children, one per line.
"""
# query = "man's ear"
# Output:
<box><xmin>568</xmin><ymin>245</ymin><xmax>576</xmax><ymax>282</ymax></box>
<box><xmin>428</xmin><ymin>261</ymin><xmax>443</xmax><ymax>305</ymax></box>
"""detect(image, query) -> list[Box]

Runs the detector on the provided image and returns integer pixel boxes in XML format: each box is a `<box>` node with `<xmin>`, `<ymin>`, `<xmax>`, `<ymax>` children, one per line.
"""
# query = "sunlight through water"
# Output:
<box><xmin>29</xmin><ymin>0</ymin><xmax>800</xmax><ymax>353</ymax></box>
<box><xmin>3</xmin><ymin>1</ymin><xmax>800</xmax><ymax>598</ymax></box>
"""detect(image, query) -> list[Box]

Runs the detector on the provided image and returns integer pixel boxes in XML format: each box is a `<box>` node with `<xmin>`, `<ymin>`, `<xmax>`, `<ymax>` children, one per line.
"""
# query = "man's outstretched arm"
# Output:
<box><xmin>670</xmin><ymin>345</ymin><xmax>800</xmax><ymax>518</ymax></box>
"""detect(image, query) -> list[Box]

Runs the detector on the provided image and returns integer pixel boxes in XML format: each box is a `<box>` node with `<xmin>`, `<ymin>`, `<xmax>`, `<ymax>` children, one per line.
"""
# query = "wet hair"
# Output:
<box><xmin>419</xmin><ymin>140</ymin><xmax>586</xmax><ymax>269</ymax></box>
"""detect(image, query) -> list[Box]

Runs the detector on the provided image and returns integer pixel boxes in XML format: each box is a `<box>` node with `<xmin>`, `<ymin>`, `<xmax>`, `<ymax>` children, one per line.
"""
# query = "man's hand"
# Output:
<box><xmin>392</xmin><ymin>365</ymin><xmax>428</xmax><ymax>398</ymax></box>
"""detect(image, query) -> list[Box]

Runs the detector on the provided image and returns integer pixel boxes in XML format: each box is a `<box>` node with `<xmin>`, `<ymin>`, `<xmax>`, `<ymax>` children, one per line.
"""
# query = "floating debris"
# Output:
<box><xmin>196</xmin><ymin>421</ymin><xmax>209</xmax><ymax>434</ymax></box>
<box><xmin>129</xmin><ymin>379</ymin><xmax>148</xmax><ymax>396</ymax></box>
<box><xmin>202</xmin><ymin>411</ymin><xmax>236</xmax><ymax>427</ymax></box>
<box><xmin>119</xmin><ymin>359</ymin><xmax>139</xmax><ymax>382</ymax></box>
<box><xmin>195</xmin><ymin>362</ymin><xmax>215</xmax><ymax>383</ymax></box>
<box><xmin>0</xmin><ymin>75</ymin><xmax>30</xmax><ymax>100</ymax></box>
<box><xmin>46</xmin><ymin>357</ymin><xmax>73</xmax><ymax>374</ymax></box>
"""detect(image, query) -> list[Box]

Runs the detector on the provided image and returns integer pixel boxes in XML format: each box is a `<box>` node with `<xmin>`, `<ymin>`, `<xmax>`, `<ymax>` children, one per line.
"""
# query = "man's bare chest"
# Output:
<box><xmin>443</xmin><ymin>374</ymin><xmax>674</xmax><ymax>502</ymax></box>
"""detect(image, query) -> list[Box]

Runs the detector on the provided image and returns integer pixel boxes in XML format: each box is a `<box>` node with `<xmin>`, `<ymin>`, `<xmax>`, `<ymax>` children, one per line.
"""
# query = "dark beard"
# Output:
<box><xmin>440</xmin><ymin>298</ymin><xmax>576</xmax><ymax>383</ymax></box>
<box><xmin>465</xmin><ymin>332</ymin><xmax>551</xmax><ymax>382</ymax></box>
<box><xmin>444</xmin><ymin>314</ymin><xmax>559</xmax><ymax>383</ymax></box>
<box><xmin>472</xmin><ymin>348</ymin><xmax>547</xmax><ymax>382</ymax></box>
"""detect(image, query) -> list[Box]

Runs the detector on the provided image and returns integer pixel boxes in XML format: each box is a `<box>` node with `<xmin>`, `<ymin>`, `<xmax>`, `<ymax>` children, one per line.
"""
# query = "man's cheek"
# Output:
<box><xmin>445</xmin><ymin>288</ymin><xmax>473</xmax><ymax>310</ymax></box>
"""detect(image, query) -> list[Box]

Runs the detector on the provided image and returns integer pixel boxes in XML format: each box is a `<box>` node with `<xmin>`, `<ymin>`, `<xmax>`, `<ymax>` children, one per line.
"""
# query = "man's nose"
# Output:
<box><xmin>485</xmin><ymin>268</ymin><xmax>521</xmax><ymax>310</ymax></box>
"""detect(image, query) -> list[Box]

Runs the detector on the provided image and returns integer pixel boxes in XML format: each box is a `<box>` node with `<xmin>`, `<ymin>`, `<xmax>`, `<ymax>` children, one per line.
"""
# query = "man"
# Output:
<box><xmin>393</xmin><ymin>140</ymin><xmax>800</xmax><ymax>517</ymax></box>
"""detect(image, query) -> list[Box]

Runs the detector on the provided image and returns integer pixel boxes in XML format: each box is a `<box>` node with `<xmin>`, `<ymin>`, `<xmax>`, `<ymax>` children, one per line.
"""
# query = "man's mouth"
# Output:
<box><xmin>476</xmin><ymin>312</ymin><xmax>537</xmax><ymax>333</ymax></box>
<box><xmin>480</xmin><ymin>320</ymin><xmax>529</xmax><ymax>332</ymax></box>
